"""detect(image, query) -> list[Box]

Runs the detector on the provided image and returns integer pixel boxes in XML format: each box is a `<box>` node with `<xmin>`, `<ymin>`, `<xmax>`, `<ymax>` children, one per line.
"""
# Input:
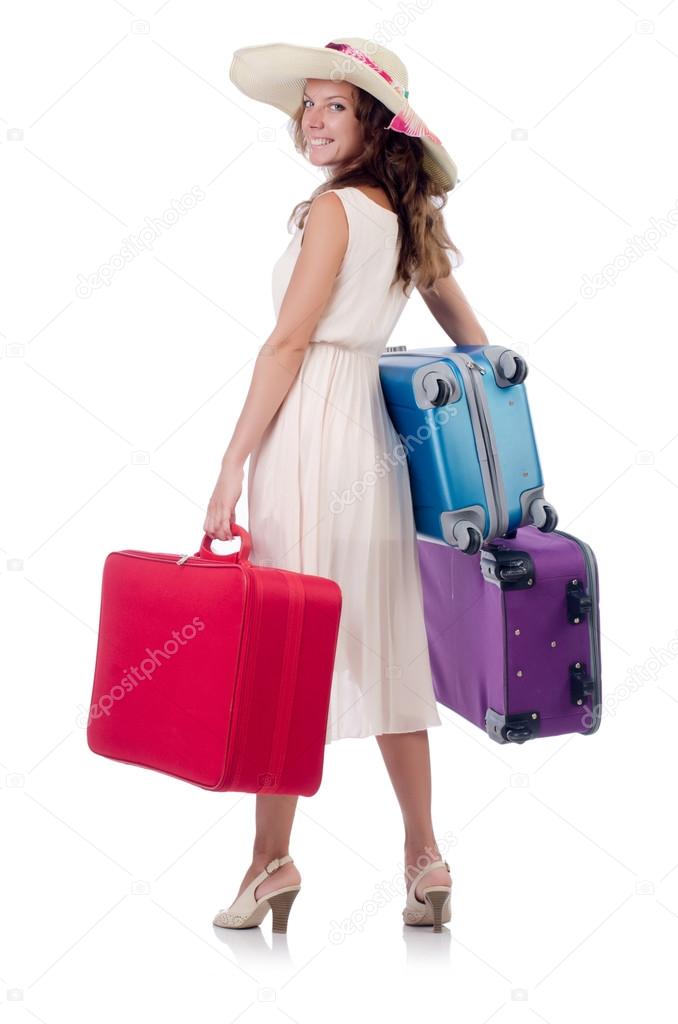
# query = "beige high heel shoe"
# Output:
<box><xmin>402</xmin><ymin>859</ymin><xmax>452</xmax><ymax>932</ymax></box>
<box><xmin>213</xmin><ymin>855</ymin><xmax>301</xmax><ymax>933</ymax></box>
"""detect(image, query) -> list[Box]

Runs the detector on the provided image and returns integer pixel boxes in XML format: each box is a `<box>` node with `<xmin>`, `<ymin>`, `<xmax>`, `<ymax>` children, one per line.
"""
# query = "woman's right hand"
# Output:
<box><xmin>203</xmin><ymin>458</ymin><xmax>244</xmax><ymax>541</ymax></box>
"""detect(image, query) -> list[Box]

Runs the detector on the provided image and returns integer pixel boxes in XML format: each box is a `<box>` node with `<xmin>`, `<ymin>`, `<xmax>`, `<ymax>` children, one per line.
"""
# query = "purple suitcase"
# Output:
<box><xmin>417</xmin><ymin>525</ymin><xmax>601</xmax><ymax>743</ymax></box>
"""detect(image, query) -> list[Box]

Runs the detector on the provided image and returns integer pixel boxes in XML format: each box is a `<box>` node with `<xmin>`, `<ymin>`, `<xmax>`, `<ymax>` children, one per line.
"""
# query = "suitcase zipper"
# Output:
<box><xmin>461</xmin><ymin>357</ymin><xmax>509</xmax><ymax>537</ymax></box>
<box><xmin>116</xmin><ymin>550</ymin><xmax>233</xmax><ymax>568</ymax></box>
<box><xmin>434</xmin><ymin>354</ymin><xmax>496</xmax><ymax>540</ymax></box>
<box><xmin>552</xmin><ymin>529</ymin><xmax>602</xmax><ymax>733</ymax></box>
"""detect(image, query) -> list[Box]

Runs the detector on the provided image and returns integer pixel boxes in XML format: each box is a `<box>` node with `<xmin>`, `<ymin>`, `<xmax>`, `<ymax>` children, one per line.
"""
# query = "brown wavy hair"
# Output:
<box><xmin>286</xmin><ymin>83</ymin><xmax>463</xmax><ymax>297</ymax></box>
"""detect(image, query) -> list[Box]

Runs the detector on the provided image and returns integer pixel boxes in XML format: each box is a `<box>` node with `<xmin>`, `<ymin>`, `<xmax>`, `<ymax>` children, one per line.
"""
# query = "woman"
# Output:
<box><xmin>205</xmin><ymin>38</ymin><xmax>488</xmax><ymax>933</ymax></box>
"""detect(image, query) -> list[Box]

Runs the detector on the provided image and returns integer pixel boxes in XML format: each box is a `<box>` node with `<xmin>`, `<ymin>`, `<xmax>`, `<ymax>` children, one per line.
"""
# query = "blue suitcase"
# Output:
<box><xmin>378</xmin><ymin>344</ymin><xmax>558</xmax><ymax>554</ymax></box>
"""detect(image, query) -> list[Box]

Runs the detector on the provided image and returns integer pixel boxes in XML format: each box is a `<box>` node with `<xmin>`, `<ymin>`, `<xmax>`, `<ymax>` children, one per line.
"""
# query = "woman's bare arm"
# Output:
<box><xmin>203</xmin><ymin>192</ymin><xmax>348</xmax><ymax>540</ymax></box>
<box><xmin>222</xmin><ymin>192</ymin><xmax>349</xmax><ymax>468</ymax></box>
<box><xmin>418</xmin><ymin>270</ymin><xmax>489</xmax><ymax>347</ymax></box>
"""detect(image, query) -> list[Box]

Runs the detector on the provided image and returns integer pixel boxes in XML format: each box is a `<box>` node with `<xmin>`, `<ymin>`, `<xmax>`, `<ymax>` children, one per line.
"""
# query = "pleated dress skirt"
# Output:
<box><xmin>247</xmin><ymin>338</ymin><xmax>443</xmax><ymax>745</ymax></box>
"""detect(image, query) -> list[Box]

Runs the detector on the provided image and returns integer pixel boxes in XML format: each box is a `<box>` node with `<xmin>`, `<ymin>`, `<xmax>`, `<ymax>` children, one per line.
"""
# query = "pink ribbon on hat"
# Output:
<box><xmin>324</xmin><ymin>41</ymin><xmax>442</xmax><ymax>145</ymax></box>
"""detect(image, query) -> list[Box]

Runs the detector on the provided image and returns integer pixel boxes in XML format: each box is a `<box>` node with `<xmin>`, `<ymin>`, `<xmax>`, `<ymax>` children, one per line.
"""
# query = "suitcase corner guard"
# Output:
<box><xmin>485</xmin><ymin>708</ymin><xmax>540</xmax><ymax>744</ymax></box>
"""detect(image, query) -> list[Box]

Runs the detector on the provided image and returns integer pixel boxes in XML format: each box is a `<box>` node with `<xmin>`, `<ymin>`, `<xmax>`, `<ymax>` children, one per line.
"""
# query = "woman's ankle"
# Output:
<box><xmin>251</xmin><ymin>849</ymin><xmax>290</xmax><ymax>869</ymax></box>
<box><xmin>404</xmin><ymin>840</ymin><xmax>440</xmax><ymax>860</ymax></box>
<box><xmin>404</xmin><ymin>842</ymin><xmax>445</xmax><ymax>876</ymax></box>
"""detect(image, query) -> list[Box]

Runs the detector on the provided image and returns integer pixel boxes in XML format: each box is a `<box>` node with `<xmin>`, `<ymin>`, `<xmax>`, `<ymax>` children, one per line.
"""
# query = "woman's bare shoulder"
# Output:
<box><xmin>300</xmin><ymin>191</ymin><xmax>348</xmax><ymax>249</ymax></box>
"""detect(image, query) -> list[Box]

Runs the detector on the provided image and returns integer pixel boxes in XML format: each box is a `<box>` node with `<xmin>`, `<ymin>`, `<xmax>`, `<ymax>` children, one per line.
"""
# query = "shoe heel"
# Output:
<box><xmin>269</xmin><ymin>888</ymin><xmax>300</xmax><ymax>933</ymax></box>
<box><xmin>424</xmin><ymin>890</ymin><xmax>450</xmax><ymax>933</ymax></box>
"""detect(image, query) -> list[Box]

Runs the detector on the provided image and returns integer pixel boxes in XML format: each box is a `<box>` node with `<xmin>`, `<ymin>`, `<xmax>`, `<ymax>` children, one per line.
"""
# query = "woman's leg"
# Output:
<box><xmin>375</xmin><ymin>730</ymin><xmax>452</xmax><ymax>899</ymax></box>
<box><xmin>234</xmin><ymin>793</ymin><xmax>301</xmax><ymax>900</ymax></box>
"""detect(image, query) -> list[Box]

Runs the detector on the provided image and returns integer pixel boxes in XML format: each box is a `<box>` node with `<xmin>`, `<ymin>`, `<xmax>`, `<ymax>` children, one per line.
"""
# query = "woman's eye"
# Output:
<box><xmin>303</xmin><ymin>100</ymin><xmax>345</xmax><ymax>110</ymax></box>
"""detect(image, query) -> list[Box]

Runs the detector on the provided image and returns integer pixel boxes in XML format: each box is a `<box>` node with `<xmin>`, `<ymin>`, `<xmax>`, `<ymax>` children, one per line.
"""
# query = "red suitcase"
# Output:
<box><xmin>87</xmin><ymin>524</ymin><xmax>342</xmax><ymax>796</ymax></box>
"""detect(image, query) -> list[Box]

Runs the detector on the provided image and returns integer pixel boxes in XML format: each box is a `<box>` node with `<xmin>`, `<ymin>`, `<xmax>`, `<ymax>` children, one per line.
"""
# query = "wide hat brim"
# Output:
<box><xmin>229</xmin><ymin>42</ymin><xmax>458</xmax><ymax>192</ymax></box>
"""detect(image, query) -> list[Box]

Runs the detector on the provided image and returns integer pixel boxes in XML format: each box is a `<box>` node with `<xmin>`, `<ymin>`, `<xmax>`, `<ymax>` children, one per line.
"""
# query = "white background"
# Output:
<box><xmin>2</xmin><ymin>0</ymin><xmax>678</xmax><ymax>1019</ymax></box>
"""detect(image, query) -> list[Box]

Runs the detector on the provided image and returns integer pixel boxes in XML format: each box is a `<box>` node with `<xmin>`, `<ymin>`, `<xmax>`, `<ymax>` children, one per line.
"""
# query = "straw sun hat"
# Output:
<box><xmin>229</xmin><ymin>37</ymin><xmax>458</xmax><ymax>192</ymax></box>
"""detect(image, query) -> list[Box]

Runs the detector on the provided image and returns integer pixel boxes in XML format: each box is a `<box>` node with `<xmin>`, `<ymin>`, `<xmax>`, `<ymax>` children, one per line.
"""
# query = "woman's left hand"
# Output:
<box><xmin>203</xmin><ymin>459</ymin><xmax>244</xmax><ymax>540</ymax></box>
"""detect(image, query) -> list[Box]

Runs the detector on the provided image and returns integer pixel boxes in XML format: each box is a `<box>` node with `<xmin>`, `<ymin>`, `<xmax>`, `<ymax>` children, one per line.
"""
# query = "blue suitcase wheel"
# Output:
<box><xmin>529</xmin><ymin>499</ymin><xmax>558</xmax><ymax>533</ymax></box>
<box><xmin>538</xmin><ymin>504</ymin><xmax>558</xmax><ymax>533</ymax></box>
<box><xmin>422</xmin><ymin>373</ymin><xmax>453</xmax><ymax>407</ymax></box>
<box><xmin>497</xmin><ymin>350</ymin><xmax>528</xmax><ymax>386</ymax></box>
<box><xmin>466</xmin><ymin>528</ymin><xmax>482</xmax><ymax>555</ymax></box>
<box><xmin>454</xmin><ymin>522</ymin><xmax>483</xmax><ymax>555</ymax></box>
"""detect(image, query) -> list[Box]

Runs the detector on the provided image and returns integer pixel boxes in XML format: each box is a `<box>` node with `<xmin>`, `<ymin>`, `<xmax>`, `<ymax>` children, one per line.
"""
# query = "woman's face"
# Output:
<box><xmin>301</xmin><ymin>79</ymin><xmax>362</xmax><ymax>168</ymax></box>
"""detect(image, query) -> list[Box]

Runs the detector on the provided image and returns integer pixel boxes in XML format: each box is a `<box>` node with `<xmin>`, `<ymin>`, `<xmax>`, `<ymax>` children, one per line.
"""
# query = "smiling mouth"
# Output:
<box><xmin>310</xmin><ymin>138</ymin><xmax>334</xmax><ymax>147</ymax></box>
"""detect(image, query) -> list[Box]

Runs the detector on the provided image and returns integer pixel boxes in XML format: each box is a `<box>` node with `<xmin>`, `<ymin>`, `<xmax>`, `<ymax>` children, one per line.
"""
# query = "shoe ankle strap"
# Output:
<box><xmin>408</xmin><ymin>858</ymin><xmax>450</xmax><ymax>887</ymax></box>
<box><xmin>265</xmin><ymin>854</ymin><xmax>293</xmax><ymax>875</ymax></box>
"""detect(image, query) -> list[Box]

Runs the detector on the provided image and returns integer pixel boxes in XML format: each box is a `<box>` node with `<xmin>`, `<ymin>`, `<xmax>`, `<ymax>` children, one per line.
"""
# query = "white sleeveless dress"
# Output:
<box><xmin>247</xmin><ymin>186</ymin><xmax>442</xmax><ymax>744</ymax></box>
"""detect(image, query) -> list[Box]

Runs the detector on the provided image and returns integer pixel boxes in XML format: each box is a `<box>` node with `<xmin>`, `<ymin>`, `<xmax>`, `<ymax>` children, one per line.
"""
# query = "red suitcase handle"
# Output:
<box><xmin>199</xmin><ymin>523</ymin><xmax>252</xmax><ymax>563</ymax></box>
